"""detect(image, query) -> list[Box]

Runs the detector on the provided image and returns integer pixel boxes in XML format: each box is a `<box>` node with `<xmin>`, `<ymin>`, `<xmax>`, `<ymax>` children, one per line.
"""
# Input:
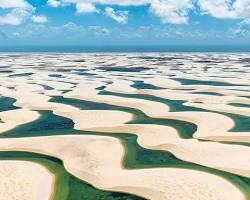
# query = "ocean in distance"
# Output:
<box><xmin>1</xmin><ymin>45</ymin><xmax>250</xmax><ymax>52</ymax></box>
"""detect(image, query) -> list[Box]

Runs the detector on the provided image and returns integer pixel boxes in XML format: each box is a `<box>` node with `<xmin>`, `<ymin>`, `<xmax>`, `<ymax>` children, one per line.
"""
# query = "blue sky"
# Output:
<box><xmin>0</xmin><ymin>0</ymin><xmax>250</xmax><ymax>48</ymax></box>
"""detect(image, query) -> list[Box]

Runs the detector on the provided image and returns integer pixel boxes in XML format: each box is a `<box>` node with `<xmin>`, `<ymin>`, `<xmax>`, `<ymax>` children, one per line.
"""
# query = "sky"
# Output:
<box><xmin>0</xmin><ymin>0</ymin><xmax>250</xmax><ymax>50</ymax></box>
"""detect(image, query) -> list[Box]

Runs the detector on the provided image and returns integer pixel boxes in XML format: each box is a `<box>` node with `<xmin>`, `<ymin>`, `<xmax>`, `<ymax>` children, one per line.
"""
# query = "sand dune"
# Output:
<box><xmin>0</xmin><ymin>109</ymin><xmax>40</xmax><ymax>134</ymax></box>
<box><xmin>0</xmin><ymin>86</ymin><xmax>133</xmax><ymax>130</ymax></box>
<box><xmin>88</xmin><ymin>124</ymin><xmax>250</xmax><ymax>178</ymax></box>
<box><xmin>64</xmin><ymin>83</ymin><xmax>171</xmax><ymax>117</ymax></box>
<box><xmin>0</xmin><ymin>160</ymin><xmax>53</xmax><ymax>200</ymax></box>
<box><xmin>63</xmin><ymin>82</ymin><xmax>250</xmax><ymax>143</ymax></box>
<box><xmin>0</xmin><ymin>53</ymin><xmax>249</xmax><ymax>200</ymax></box>
<box><xmin>0</xmin><ymin>135</ymin><xmax>244</xmax><ymax>200</ymax></box>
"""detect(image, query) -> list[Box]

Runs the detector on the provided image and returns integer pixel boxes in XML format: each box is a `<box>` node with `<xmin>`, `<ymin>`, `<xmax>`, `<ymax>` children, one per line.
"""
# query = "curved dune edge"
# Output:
<box><xmin>63</xmin><ymin>83</ymin><xmax>250</xmax><ymax>143</ymax></box>
<box><xmin>184</xmin><ymin>102</ymin><xmax>250</xmax><ymax>117</ymax></box>
<box><xmin>191</xmin><ymin>87</ymin><xmax>250</xmax><ymax>98</ymax></box>
<box><xmin>1</xmin><ymin>79</ymin><xmax>248</xmax><ymax>138</ymax></box>
<box><xmin>0</xmin><ymin>87</ymin><xmax>133</xmax><ymax>133</ymax></box>
<box><xmin>0</xmin><ymin>135</ymin><xmax>245</xmax><ymax>200</ymax></box>
<box><xmin>0</xmin><ymin>54</ymin><xmax>249</xmax><ymax>199</ymax></box>
<box><xmin>0</xmin><ymin>109</ymin><xmax>40</xmax><ymax>133</ymax></box>
<box><xmin>63</xmin><ymin>83</ymin><xmax>232</xmax><ymax>132</ymax></box>
<box><xmin>105</xmin><ymin>79</ymin><xmax>250</xmax><ymax>115</ymax></box>
<box><xmin>63</xmin><ymin>82</ymin><xmax>171</xmax><ymax>117</ymax></box>
<box><xmin>56</xmin><ymin>109</ymin><xmax>133</xmax><ymax>130</ymax></box>
<box><xmin>143</xmin><ymin>77</ymin><xmax>182</xmax><ymax>88</ymax></box>
<box><xmin>102</xmin><ymin>81</ymin><xmax>250</xmax><ymax>139</ymax></box>
<box><xmin>0</xmin><ymin>160</ymin><xmax>53</xmax><ymax>200</ymax></box>
<box><xmin>88</xmin><ymin>124</ymin><xmax>250</xmax><ymax>178</ymax></box>
<box><xmin>1</xmin><ymin>97</ymin><xmax>249</xmax><ymax>179</ymax></box>
<box><xmin>1</xmin><ymin>83</ymin><xmax>250</xmax><ymax>178</ymax></box>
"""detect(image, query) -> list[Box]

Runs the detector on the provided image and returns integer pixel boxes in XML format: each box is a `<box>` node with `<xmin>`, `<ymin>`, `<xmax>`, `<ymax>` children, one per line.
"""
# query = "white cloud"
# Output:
<box><xmin>150</xmin><ymin>0</ymin><xmax>193</xmax><ymax>24</ymax></box>
<box><xmin>0</xmin><ymin>8</ymin><xmax>32</xmax><ymax>25</ymax></box>
<box><xmin>0</xmin><ymin>0</ymin><xmax>35</xmax><ymax>25</ymax></box>
<box><xmin>105</xmin><ymin>7</ymin><xmax>128</xmax><ymax>24</ymax></box>
<box><xmin>47</xmin><ymin>0</ymin><xmax>193</xmax><ymax>24</ymax></box>
<box><xmin>198</xmin><ymin>0</ymin><xmax>250</xmax><ymax>22</ymax></box>
<box><xmin>47</xmin><ymin>0</ymin><xmax>61</xmax><ymax>7</ymax></box>
<box><xmin>95</xmin><ymin>0</ymin><xmax>150</xmax><ymax>6</ymax></box>
<box><xmin>198</xmin><ymin>0</ymin><xmax>237</xmax><ymax>18</ymax></box>
<box><xmin>0</xmin><ymin>0</ymin><xmax>32</xmax><ymax>9</ymax></box>
<box><xmin>47</xmin><ymin>0</ymin><xmax>98</xmax><ymax>14</ymax></box>
<box><xmin>41</xmin><ymin>0</ymin><xmax>250</xmax><ymax>25</ymax></box>
<box><xmin>31</xmin><ymin>15</ymin><xmax>48</xmax><ymax>23</ymax></box>
<box><xmin>76</xmin><ymin>3</ymin><xmax>98</xmax><ymax>14</ymax></box>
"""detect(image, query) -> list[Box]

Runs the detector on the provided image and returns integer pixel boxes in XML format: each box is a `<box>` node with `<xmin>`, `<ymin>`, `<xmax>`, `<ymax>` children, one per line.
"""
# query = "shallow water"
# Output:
<box><xmin>0</xmin><ymin>96</ymin><xmax>18</xmax><ymax>112</ymax></box>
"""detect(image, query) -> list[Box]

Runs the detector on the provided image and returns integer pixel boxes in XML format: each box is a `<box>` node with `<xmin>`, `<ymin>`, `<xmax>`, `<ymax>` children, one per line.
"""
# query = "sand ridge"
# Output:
<box><xmin>0</xmin><ymin>135</ymin><xmax>245</xmax><ymax>200</ymax></box>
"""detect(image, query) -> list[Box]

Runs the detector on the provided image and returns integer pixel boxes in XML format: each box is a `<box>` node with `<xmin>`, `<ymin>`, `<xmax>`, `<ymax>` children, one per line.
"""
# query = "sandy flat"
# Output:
<box><xmin>105</xmin><ymin>80</ymin><xmax>138</xmax><ymax>94</ymax></box>
<box><xmin>59</xmin><ymin>110</ymin><xmax>133</xmax><ymax>129</ymax></box>
<box><xmin>0</xmin><ymin>160</ymin><xmax>53</xmax><ymax>200</ymax></box>
<box><xmin>143</xmin><ymin>77</ymin><xmax>181</xmax><ymax>88</ymax></box>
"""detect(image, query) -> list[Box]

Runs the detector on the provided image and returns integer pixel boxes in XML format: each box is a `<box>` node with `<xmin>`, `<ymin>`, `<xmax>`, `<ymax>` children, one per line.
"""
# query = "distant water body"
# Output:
<box><xmin>0</xmin><ymin>45</ymin><xmax>250</xmax><ymax>52</ymax></box>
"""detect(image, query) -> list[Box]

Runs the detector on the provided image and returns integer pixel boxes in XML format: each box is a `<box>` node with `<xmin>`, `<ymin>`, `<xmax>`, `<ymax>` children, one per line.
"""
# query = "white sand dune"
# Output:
<box><xmin>0</xmin><ymin>86</ymin><xmax>133</xmax><ymax>131</ymax></box>
<box><xmin>0</xmin><ymin>53</ymin><xmax>249</xmax><ymax>200</ymax></box>
<box><xmin>185</xmin><ymin>102</ymin><xmax>250</xmax><ymax>117</ymax></box>
<box><xmin>98</xmin><ymin>78</ymin><xmax>250</xmax><ymax>111</ymax></box>
<box><xmin>90</xmin><ymin>80</ymin><xmax>250</xmax><ymax>142</ymax></box>
<box><xmin>64</xmin><ymin>83</ymin><xmax>170</xmax><ymax>117</ymax></box>
<box><xmin>105</xmin><ymin>80</ymin><xmax>138</xmax><ymax>94</ymax></box>
<box><xmin>1</xmin><ymin>80</ymin><xmax>250</xmax><ymax>177</ymax></box>
<box><xmin>88</xmin><ymin>124</ymin><xmax>250</xmax><ymax>178</ymax></box>
<box><xmin>63</xmin><ymin>83</ymin><xmax>250</xmax><ymax>143</ymax></box>
<box><xmin>143</xmin><ymin>77</ymin><xmax>181</xmax><ymax>88</ymax></box>
<box><xmin>60</xmin><ymin>110</ymin><xmax>133</xmax><ymax>129</ymax></box>
<box><xmin>0</xmin><ymin>109</ymin><xmax>40</xmax><ymax>134</ymax></box>
<box><xmin>0</xmin><ymin>135</ymin><xmax>245</xmax><ymax>200</ymax></box>
<box><xmin>0</xmin><ymin>160</ymin><xmax>53</xmax><ymax>200</ymax></box>
<box><xmin>1</xmin><ymin>89</ymin><xmax>249</xmax><ymax>178</ymax></box>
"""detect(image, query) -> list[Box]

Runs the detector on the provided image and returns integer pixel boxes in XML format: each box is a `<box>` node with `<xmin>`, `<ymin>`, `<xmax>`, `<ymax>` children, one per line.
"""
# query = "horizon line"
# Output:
<box><xmin>1</xmin><ymin>45</ymin><xmax>250</xmax><ymax>53</ymax></box>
